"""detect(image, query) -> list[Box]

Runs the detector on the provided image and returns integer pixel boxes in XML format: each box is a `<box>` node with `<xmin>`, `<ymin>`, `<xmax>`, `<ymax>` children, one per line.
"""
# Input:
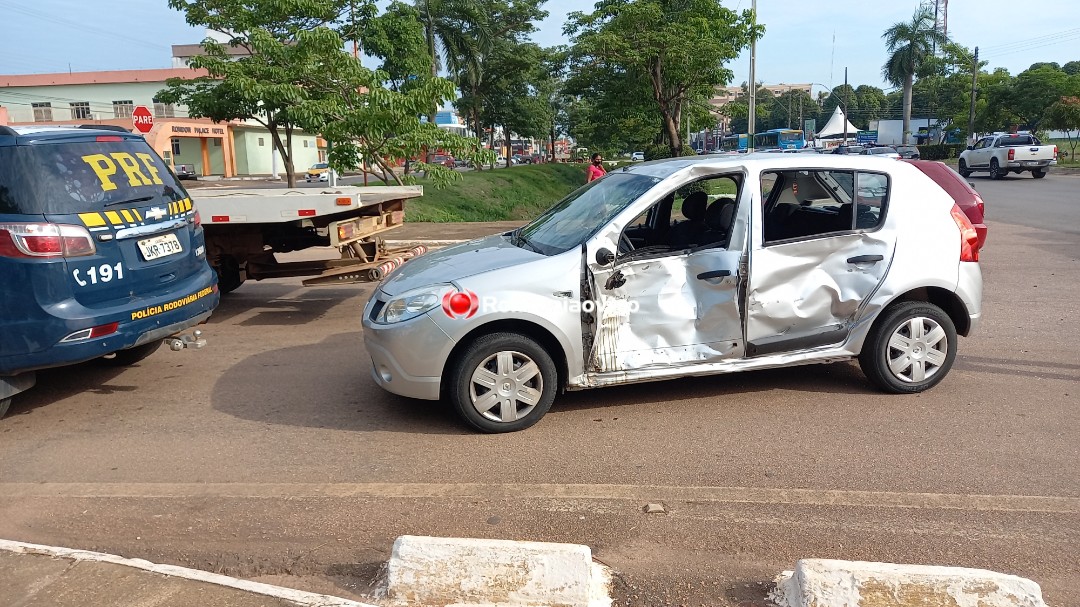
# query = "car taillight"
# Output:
<box><xmin>950</xmin><ymin>204</ymin><xmax>980</xmax><ymax>262</ymax></box>
<box><xmin>0</xmin><ymin>223</ymin><xmax>96</xmax><ymax>258</ymax></box>
<box><xmin>192</xmin><ymin>208</ymin><xmax>202</xmax><ymax>228</ymax></box>
<box><xmin>1053</xmin><ymin>145</ymin><xmax>1058</xmax><ymax>157</ymax></box>
<box><xmin>973</xmin><ymin>191</ymin><xmax>986</xmax><ymax>218</ymax></box>
<box><xmin>1008</xmin><ymin>148</ymin><xmax>1015</xmax><ymax>161</ymax></box>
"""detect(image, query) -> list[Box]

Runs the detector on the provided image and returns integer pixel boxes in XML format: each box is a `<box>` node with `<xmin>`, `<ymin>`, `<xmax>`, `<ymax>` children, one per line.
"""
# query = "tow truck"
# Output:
<box><xmin>190</xmin><ymin>185</ymin><xmax>426</xmax><ymax>293</ymax></box>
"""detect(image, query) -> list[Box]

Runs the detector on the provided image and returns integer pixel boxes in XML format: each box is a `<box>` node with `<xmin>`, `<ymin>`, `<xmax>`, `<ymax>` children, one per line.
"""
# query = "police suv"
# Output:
<box><xmin>0</xmin><ymin>125</ymin><xmax>219</xmax><ymax>417</ymax></box>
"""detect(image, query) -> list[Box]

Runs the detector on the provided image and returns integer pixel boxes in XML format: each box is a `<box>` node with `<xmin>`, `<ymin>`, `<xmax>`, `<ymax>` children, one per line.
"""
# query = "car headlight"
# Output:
<box><xmin>375</xmin><ymin>284</ymin><xmax>447</xmax><ymax>324</ymax></box>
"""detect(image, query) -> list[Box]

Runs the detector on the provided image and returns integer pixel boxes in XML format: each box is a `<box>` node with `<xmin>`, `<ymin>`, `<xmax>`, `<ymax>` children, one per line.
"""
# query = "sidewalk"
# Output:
<box><xmin>0</xmin><ymin>540</ymin><xmax>369</xmax><ymax>607</ymax></box>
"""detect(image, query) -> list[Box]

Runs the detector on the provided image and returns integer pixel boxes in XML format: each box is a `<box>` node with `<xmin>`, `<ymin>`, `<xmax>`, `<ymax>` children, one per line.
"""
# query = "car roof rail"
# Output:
<box><xmin>0</xmin><ymin>125</ymin><xmax>18</xmax><ymax>136</ymax></box>
<box><xmin>78</xmin><ymin>124</ymin><xmax>131</xmax><ymax>133</ymax></box>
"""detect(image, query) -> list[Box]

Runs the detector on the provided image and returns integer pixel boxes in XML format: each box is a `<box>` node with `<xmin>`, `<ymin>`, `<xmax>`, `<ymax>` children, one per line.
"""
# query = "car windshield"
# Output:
<box><xmin>311</xmin><ymin>163</ymin><xmax>328</xmax><ymax>169</ymax></box>
<box><xmin>512</xmin><ymin>173</ymin><xmax>661</xmax><ymax>255</ymax></box>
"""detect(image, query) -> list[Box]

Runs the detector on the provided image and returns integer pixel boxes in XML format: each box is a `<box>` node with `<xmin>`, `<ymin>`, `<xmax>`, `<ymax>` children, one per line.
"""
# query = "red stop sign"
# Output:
<box><xmin>132</xmin><ymin>105</ymin><xmax>154</xmax><ymax>134</ymax></box>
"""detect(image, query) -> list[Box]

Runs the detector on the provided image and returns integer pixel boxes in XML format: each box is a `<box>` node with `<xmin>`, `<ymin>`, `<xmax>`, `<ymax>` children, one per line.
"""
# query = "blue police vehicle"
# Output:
<box><xmin>0</xmin><ymin>125</ymin><xmax>219</xmax><ymax>417</ymax></box>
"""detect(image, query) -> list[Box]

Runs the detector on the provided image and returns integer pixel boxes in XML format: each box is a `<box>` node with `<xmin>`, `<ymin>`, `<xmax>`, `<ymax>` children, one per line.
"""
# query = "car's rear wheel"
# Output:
<box><xmin>0</xmin><ymin>397</ymin><xmax>11</xmax><ymax>420</ymax></box>
<box><xmin>958</xmin><ymin>158</ymin><xmax>972</xmax><ymax>178</ymax></box>
<box><xmin>99</xmin><ymin>341</ymin><xmax>163</xmax><ymax>366</ymax></box>
<box><xmin>989</xmin><ymin>158</ymin><xmax>1004</xmax><ymax>180</ymax></box>
<box><xmin>859</xmin><ymin>301</ymin><xmax>958</xmax><ymax>394</ymax></box>
<box><xmin>1033</xmin><ymin>169</ymin><xmax>1047</xmax><ymax>179</ymax></box>
<box><xmin>448</xmin><ymin>333</ymin><xmax>557</xmax><ymax>433</ymax></box>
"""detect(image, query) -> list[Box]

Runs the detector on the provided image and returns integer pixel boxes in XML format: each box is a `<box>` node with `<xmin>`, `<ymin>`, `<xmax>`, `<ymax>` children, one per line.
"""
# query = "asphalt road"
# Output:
<box><xmin>1</xmin><ymin>174</ymin><xmax>1078</xmax><ymax>606</ymax></box>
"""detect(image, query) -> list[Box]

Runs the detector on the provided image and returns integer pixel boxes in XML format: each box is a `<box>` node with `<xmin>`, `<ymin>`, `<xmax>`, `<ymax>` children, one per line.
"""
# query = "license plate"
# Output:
<box><xmin>138</xmin><ymin>233</ymin><xmax>183</xmax><ymax>261</ymax></box>
<box><xmin>1022</xmin><ymin>161</ymin><xmax>1043</xmax><ymax>166</ymax></box>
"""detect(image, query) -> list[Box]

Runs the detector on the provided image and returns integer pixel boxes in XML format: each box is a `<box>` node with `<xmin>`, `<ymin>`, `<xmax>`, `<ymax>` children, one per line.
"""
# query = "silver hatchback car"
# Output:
<box><xmin>363</xmin><ymin>154</ymin><xmax>983</xmax><ymax>433</ymax></box>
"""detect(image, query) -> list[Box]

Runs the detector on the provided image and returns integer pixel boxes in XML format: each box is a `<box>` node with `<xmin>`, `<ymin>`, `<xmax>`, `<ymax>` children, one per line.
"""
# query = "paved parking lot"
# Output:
<box><xmin>1</xmin><ymin>174</ymin><xmax>1077</xmax><ymax>606</ymax></box>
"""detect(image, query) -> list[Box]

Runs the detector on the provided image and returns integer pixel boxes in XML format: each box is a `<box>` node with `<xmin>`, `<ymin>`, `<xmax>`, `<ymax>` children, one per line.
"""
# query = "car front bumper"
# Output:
<box><xmin>361</xmin><ymin>300</ymin><xmax>456</xmax><ymax>401</ymax></box>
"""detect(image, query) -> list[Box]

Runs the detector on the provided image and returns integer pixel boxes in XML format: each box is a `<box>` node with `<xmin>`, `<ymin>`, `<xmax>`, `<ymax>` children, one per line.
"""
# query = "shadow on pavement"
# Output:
<box><xmin>206</xmin><ymin>284</ymin><xmax>368</xmax><ymax>326</ymax></box>
<box><xmin>3</xmin><ymin>360</ymin><xmax>137</xmax><ymax>418</ymax></box>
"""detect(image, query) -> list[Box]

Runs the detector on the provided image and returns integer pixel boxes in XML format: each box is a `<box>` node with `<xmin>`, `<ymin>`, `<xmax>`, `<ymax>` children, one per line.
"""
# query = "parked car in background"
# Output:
<box><xmin>958</xmin><ymin>133</ymin><xmax>1057</xmax><ymax>179</ymax></box>
<box><xmin>429</xmin><ymin>155</ymin><xmax>456</xmax><ymax>169</ymax></box>
<box><xmin>830</xmin><ymin>145</ymin><xmax>866</xmax><ymax>155</ymax></box>
<box><xmin>174</xmin><ymin>164</ymin><xmax>198</xmax><ymax>181</ymax></box>
<box><xmin>905</xmin><ymin>160</ymin><xmax>987</xmax><ymax>248</ymax></box>
<box><xmin>306</xmin><ymin>162</ymin><xmax>330</xmax><ymax>182</ymax></box>
<box><xmin>896</xmin><ymin>145</ymin><xmax>920</xmax><ymax>159</ymax></box>
<box><xmin>363</xmin><ymin>154</ymin><xmax>983</xmax><ymax>432</ymax></box>
<box><xmin>0</xmin><ymin>125</ymin><xmax>219</xmax><ymax>417</ymax></box>
<box><xmin>631</xmin><ymin>152</ymin><xmax>645</xmax><ymax>162</ymax></box>
<box><xmin>861</xmin><ymin>146</ymin><xmax>901</xmax><ymax>159</ymax></box>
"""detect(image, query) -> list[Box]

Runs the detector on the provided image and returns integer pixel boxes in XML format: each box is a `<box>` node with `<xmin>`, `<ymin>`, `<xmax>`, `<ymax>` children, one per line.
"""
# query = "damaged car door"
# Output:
<box><xmin>586</xmin><ymin>173</ymin><xmax>747</xmax><ymax>377</ymax></box>
<box><xmin>746</xmin><ymin>169</ymin><xmax>896</xmax><ymax>356</ymax></box>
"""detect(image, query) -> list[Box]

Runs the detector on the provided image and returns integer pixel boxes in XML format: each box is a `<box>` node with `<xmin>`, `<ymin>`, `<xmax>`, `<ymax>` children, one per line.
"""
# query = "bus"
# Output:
<box><xmin>720</xmin><ymin>133</ymin><xmax>748</xmax><ymax>152</ymax></box>
<box><xmin>753</xmin><ymin>129</ymin><xmax>806</xmax><ymax>151</ymax></box>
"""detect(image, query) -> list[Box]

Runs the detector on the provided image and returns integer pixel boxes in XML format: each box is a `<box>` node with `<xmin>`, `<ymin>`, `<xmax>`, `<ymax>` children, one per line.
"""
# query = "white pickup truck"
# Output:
<box><xmin>958</xmin><ymin>134</ymin><xmax>1057</xmax><ymax>179</ymax></box>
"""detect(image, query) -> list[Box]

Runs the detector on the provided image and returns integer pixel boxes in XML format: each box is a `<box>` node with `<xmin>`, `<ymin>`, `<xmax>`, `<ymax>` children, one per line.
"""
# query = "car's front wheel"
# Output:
<box><xmin>859</xmin><ymin>301</ymin><xmax>958</xmax><ymax>394</ymax></box>
<box><xmin>0</xmin><ymin>397</ymin><xmax>11</xmax><ymax>420</ymax></box>
<box><xmin>448</xmin><ymin>333</ymin><xmax>557</xmax><ymax>433</ymax></box>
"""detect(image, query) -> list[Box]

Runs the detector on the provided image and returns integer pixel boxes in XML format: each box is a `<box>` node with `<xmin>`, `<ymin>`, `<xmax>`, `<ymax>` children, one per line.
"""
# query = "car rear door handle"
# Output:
<box><xmin>697</xmin><ymin>270</ymin><xmax>732</xmax><ymax>280</ymax></box>
<box><xmin>847</xmin><ymin>255</ymin><xmax>884</xmax><ymax>264</ymax></box>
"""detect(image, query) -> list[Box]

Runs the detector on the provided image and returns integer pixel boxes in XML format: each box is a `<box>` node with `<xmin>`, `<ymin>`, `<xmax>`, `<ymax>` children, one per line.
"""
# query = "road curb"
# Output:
<box><xmin>0</xmin><ymin>539</ymin><xmax>375</xmax><ymax>607</ymax></box>
<box><xmin>386</xmin><ymin>535</ymin><xmax>611</xmax><ymax>607</ymax></box>
<box><xmin>768</xmin><ymin>559</ymin><xmax>1047</xmax><ymax>607</ymax></box>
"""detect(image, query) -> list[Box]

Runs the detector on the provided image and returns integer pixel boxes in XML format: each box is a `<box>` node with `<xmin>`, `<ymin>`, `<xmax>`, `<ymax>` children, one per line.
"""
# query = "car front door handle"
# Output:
<box><xmin>696</xmin><ymin>269</ymin><xmax>733</xmax><ymax>280</ymax></box>
<box><xmin>847</xmin><ymin>255</ymin><xmax>884</xmax><ymax>264</ymax></box>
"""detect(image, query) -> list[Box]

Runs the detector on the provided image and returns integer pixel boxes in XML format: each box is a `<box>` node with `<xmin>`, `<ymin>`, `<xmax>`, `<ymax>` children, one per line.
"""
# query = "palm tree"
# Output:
<box><xmin>415</xmin><ymin>0</ymin><xmax>491</xmax><ymax>125</ymax></box>
<box><xmin>882</xmin><ymin>7</ymin><xmax>947</xmax><ymax>144</ymax></box>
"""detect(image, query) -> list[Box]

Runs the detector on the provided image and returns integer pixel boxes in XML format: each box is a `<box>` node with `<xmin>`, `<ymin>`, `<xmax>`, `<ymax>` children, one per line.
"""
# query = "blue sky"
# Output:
<box><xmin>2</xmin><ymin>0</ymin><xmax>1078</xmax><ymax>94</ymax></box>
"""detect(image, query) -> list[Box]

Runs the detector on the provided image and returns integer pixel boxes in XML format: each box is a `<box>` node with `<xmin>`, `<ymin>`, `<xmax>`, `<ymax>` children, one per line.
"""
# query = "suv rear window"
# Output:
<box><xmin>997</xmin><ymin>136</ymin><xmax>1037</xmax><ymax>147</ymax></box>
<box><xmin>0</xmin><ymin>140</ymin><xmax>187</xmax><ymax>215</ymax></box>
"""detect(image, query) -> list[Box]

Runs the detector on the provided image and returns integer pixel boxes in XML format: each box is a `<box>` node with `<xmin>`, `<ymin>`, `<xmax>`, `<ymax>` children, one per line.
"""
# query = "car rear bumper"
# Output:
<box><xmin>0</xmin><ymin>273</ymin><xmax>219</xmax><ymax>376</ymax></box>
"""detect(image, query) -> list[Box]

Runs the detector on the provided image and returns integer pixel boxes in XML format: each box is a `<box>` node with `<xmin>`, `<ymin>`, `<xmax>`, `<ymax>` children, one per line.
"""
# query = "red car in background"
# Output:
<box><xmin>904</xmin><ymin>160</ymin><xmax>988</xmax><ymax>248</ymax></box>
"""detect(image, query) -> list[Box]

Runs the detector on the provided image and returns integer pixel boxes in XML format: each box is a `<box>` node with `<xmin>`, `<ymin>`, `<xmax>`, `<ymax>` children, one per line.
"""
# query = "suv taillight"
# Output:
<box><xmin>193</xmin><ymin>208</ymin><xmax>202</xmax><ymax>229</ymax></box>
<box><xmin>950</xmin><ymin>204</ymin><xmax>980</xmax><ymax>262</ymax></box>
<box><xmin>0</xmin><ymin>223</ymin><xmax>96</xmax><ymax>258</ymax></box>
<box><xmin>1008</xmin><ymin>148</ymin><xmax>1015</xmax><ymax>161</ymax></box>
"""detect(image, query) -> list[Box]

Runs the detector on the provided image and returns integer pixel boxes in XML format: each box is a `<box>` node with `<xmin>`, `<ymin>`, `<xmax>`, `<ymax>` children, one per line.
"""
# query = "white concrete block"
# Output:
<box><xmin>769</xmin><ymin>559</ymin><xmax>1048</xmax><ymax>607</ymax></box>
<box><xmin>386</xmin><ymin>535</ymin><xmax>598</xmax><ymax>607</ymax></box>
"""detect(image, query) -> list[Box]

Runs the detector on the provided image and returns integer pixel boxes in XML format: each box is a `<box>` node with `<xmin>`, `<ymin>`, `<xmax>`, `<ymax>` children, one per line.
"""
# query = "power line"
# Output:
<box><xmin>4</xmin><ymin>5</ymin><xmax>171</xmax><ymax>53</ymax></box>
<box><xmin>979</xmin><ymin>27</ymin><xmax>1080</xmax><ymax>53</ymax></box>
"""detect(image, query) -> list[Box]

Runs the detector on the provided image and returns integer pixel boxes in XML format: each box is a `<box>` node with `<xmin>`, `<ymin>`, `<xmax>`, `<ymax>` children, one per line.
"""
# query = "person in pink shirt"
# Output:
<box><xmin>586</xmin><ymin>153</ymin><xmax>607</xmax><ymax>182</ymax></box>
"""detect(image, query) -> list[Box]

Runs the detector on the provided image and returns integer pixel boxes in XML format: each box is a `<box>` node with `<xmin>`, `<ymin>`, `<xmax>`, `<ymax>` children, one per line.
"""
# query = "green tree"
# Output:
<box><xmin>350</xmin><ymin>1</ymin><xmax>431</xmax><ymax>92</ymax></box>
<box><xmin>767</xmin><ymin>88</ymin><xmax>818</xmax><ymax>131</ymax></box>
<box><xmin>855</xmin><ymin>85</ymin><xmax>887</xmax><ymax>127</ymax></box>
<box><xmin>482</xmin><ymin>41</ymin><xmax>553</xmax><ymax>167</ymax></box>
<box><xmin>881</xmin><ymin>7</ymin><xmax>948</xmax><ymax>144</ymax></box>
<box><xmin>1064</xmin><ymin>61</ymin><xmax>1080</xmax><ymax>76</ymax></box>
<box><xmin>566</xmin><ymin>0</ymin><xmax>757</xmax><ymax>155</ymax></box>
<box><xmin>415</xmin><ymin>0</ymin><xmax>491</xmax><ymax>124</ymax></box>
<box><xmin>1045</xmin><ymin>97</ymin><xmax>1080</xmax><ymax>161</ymax></box>
<box><xmin>1009</xmin><ymin>66</ymin><xmax>1078</xmax><ymax>130</ymax></box>
<box><xmin>162</xmin><ymin>0</ymin><xmax>351</xmax><ymax>187</ymax></box>
<box><xmin>973</xmin><ymin>68</ymin><xmax>1019</xmax><ymax>133</ymax></box>
<box><xmin>720</xmin><ymin>83</ymin><xmax>772</xmax><ymax>134</ymax></box>
<box><xmin>821</xmin><ymin>84</ymin><xmax>859</xmax><ymax>127</ymax></box>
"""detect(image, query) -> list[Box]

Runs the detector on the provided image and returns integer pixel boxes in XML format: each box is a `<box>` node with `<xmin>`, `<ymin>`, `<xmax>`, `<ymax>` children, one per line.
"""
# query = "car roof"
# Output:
<box><xmin>618</xmin><ymin>152</ymin><xmax>915</xmax><ymax>179</ymax></box>
<box><xmin>0</xmin><ymin>124</ymin><xmax>143</xmax><ymax>146</ymax></box>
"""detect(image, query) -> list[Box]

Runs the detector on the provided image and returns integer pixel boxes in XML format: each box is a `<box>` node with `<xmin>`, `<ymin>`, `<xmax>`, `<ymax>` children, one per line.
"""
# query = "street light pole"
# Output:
<box><xmin>747</xmin><ymin>0</ymin><xmax>757</xmax><ymax>152</ymax></box>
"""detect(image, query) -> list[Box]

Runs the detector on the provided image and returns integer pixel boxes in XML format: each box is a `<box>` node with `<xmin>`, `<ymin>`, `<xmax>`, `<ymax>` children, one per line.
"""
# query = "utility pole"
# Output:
<box><xmin>747</xmin><ymin>0</ymin><xmax>757</xmax><ymax>152</ymax></box>
<box><xmin>968</xmin><ymin>46</ymin><xmax>979</xmax><ymax>144</ymax></box>
<box><xmin>842</xmin><ymin>67</ymin><xmax>848</xmax><ymax>145</ymax></box>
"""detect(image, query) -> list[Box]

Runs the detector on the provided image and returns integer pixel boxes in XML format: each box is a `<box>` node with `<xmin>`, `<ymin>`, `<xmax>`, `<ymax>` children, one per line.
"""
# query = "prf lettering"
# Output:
<box><xmin>82</xmin><ymin>152</ymin><xmax>165</xmax><ymax>192</ymax></box>
<box><xmin>130</xmin><ymin>286</ymin><xmax>215</xmax><ymax>320</ymax></box>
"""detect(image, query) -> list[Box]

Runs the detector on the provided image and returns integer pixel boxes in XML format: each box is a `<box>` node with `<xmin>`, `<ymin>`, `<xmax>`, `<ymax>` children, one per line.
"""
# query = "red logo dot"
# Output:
<box><xmin>448</xmin><ymin>292</ymin><xmax>473</xmax><ymax>316</ymax></box>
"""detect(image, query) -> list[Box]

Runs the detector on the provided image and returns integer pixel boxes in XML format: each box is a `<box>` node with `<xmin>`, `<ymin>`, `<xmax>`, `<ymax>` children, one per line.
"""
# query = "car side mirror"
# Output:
<box><xmin>595</xmin><ymin>247</ymin><xmax>615</xmax><ymax>266</ymax></box>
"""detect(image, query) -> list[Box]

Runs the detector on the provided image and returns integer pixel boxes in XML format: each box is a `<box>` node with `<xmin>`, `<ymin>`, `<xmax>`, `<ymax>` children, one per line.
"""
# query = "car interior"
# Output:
<box><xmin>762</xmin><ymin>170</ymin><xmax>887</xmax><ymax>243</ymax></box>
<box><xmin>619</xmin><ymin>175</ymin><xmax>742</xmax><ymax>257</ymax></box>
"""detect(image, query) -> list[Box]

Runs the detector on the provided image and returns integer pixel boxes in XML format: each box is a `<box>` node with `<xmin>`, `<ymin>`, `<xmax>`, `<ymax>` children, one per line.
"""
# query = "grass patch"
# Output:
<box><xmin>405</xmin><ymin>164</ymin><xmax>590</xmax><ymax>222</ymax></box>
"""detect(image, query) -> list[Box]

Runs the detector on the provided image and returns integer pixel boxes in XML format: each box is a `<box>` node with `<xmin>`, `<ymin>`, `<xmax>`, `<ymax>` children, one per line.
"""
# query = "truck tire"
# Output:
<box><xmin>989</xmin><ymin>158</ymin><xmax>1005</xmax><ymax>180</ymax></box>
<box><xmin>214</xmin><ymin>255</ymin><xmax>244</xmax><ymax>294</ymax></box>
<box><xmin>1033</xmin><ymin>169</ymin><xmax>1047</xmax><ymax>179</ymax></box>
<box><xmin>0</xmin><ymin>397</ymin><xmax>11</xmax><ymax>420</ymax></box>
<box><xmin>958</xmin><ymin>158</ymin><xmax>972</xmax><ymax>178</ymax></box>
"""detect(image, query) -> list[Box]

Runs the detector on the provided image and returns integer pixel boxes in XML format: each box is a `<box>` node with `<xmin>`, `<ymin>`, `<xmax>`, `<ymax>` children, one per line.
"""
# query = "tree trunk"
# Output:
<box><xmin>489</xmin><ymin>127</ymin><xmax>496</xmax><ymax>169</ymax></box>
<box><xmin>283</xmin><ymin>124</ymin><xmax>295</xmax><ymax>188</ymax></box>
<box><xmin>902</xmin><ymin>73</ymin><xmax>913</xmax><ymax>145</ymax></box>
<box><xmin>265</xmin><ymin>117</ymin><xmax>293</xmax><ymax>187</ymax></box>
<box><xmin>472</xmin><ymin>108</ymin><xmax>483</xmax><ymax>171</ymax></box>
<box><xmin>550</xmin><ymin>121</ymin><xmax>556</xmax><ymax>162</ymax></box>
<box><xmin>504</xmin><ymin>126</ymin><xmax>512</xmax><ymax>168</ymax></box>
